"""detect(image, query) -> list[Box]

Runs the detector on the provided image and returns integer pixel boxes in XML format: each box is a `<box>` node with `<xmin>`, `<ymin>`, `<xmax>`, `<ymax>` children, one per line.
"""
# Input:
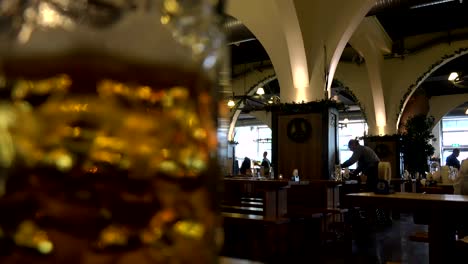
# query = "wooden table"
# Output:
<box><xmin>346</xmin><ymin>192</ymin><xmax>468</xmax><ymax>263</ymax></box>
<box><xmin>420</xmin><ymin>183</ymin><xmax>454</xmax><ymax>194</ymax></box>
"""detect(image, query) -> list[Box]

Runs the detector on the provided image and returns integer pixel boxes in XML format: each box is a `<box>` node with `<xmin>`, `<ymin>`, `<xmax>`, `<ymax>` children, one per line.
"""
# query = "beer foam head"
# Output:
<box><xmin>0</xmin><ymin>10</ymin><xmax>196</xmax><ymax>71</ymax></box>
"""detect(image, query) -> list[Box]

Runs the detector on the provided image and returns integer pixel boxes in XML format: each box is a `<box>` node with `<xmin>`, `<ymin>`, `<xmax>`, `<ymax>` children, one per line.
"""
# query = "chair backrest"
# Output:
<box><xmin>287</xmin><ymin>183</ymin><xmax>328</xmax><ymax>210</ymax></box>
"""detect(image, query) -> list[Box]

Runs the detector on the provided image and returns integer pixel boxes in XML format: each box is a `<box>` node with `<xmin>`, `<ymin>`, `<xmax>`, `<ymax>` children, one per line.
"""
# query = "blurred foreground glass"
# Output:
<box><xmin>0</xmin><ymin>0</ymin><xmax>226</xmax><ymax>263</ymax></box>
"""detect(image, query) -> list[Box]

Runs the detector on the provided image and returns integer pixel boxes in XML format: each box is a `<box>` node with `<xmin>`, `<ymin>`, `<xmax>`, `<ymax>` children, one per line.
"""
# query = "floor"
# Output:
<box><xmin>222</xmin><ymin>212</ymin><xmax>431</xmax><ymax>264</ymax></box>
<box><xmin>279</xmin><ymin>212</ymin><xmax>430</xmax><ymax>264</ymax></box>
<box><xmin>345</xmin><ymin>213</ymin><xmax>429</xmax><ymax>264</ymax></box>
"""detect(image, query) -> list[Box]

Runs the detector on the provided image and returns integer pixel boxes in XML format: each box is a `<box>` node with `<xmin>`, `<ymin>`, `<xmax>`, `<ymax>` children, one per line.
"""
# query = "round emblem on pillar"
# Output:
<box><xmin>374</xmin><ymin>143</ymin><xmax>391</xmax><ymax>158</ymax></box>
<box><xmin>287</xmin><ymin>118</ymin><xmax>312</xmax><ymax>143</ymax></box>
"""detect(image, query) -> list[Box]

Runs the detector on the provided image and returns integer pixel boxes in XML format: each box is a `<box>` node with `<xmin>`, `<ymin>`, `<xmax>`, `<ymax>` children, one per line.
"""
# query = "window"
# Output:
<box><xmin>441</xmin><ymin>117</ymin><xmax>468</xmax><ymax>165</ymax></box>
<box><xmin>234</xmin><ymin>125</ymin><xmax>272</xmax><ymax>166</ymax></box>
<box><xmin>338</xmin><ymin>121</ymin><xmax>368</xmax><ymax>169</ymax></box>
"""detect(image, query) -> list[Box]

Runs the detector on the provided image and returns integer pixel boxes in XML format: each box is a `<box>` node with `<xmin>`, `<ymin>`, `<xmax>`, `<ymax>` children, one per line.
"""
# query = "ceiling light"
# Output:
<box><xmin>448</xmin><ymin>72</ymin><xmax>459</xmax><ymax>81</ymax></box>
<box><xmin>227</xmin><ymin>99</ymin><xmax>235</xmax><ymax>107</ymax></box>
<box><xmin>343</xmin><ymin>118</ymin><xmax>349</xmax><ymax>124</ymax></box>
<box><xmin>256</xmin><ymin>87</ymin><xmax>265</xmax><ymax>95</ymax></box>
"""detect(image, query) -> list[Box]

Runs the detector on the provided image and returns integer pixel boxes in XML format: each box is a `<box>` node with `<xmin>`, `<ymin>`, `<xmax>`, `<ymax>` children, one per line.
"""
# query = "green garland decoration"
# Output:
<box><xmin>359</xmin><ymin>134</ymin><xmax>402</xmax><ymax>140</ymax></box>
<box><xmin>397</xmin><ymin>47</ymin><xmax>468</xmax><ymax>121</ymax></box>
<box><xmin>244</xmin><ymin>74</ymin><xmax>277</xmax><ymax>95</ymax></box>
<box><xmin>264</xmin><ymin>99</ymin><xmax>345</xmax><ymax>114</ymax></box>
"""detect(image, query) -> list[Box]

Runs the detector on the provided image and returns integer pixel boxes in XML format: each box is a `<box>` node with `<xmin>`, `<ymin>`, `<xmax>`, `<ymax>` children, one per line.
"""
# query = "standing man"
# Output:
<box><xmin>341</xmin><ymin>139</ymin><xmax>380</xmax><ymax>191</ymax></box>
<box><xmin>261</xmin><ymin>151</ymin><xmax>271</xmax><ymax>176</ymax></box>
<box><xmin>446</xmin><ymin>148</ymin><xmax>461</xmax><ymax>170</ymax></box>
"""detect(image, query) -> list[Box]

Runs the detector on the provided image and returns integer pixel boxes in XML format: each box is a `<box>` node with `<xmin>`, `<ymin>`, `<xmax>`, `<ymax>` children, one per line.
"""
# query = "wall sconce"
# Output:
<box><xmin>227</xmin><ymin>92</ymin><xmax>236</xmax><ymax>108</ymax></box>
<box><xmin>448</xmin><ymin>71</ymin><xmax>468</xmax><ymax>88</ymax></box>
<box><xmin>256</xmin><ymin>87</ymin><xmax>265</xmax><ymax>95</ymax></box>
<box><xmin>338</xmin><ymin>118</ymin><xmax>349</xmax><ymax>129</ymax></box>
<box><xmin>448</xmin><ymin>72</ymin><xmax>459</xmax><ymax>82</ymax></box>
<box><xmin>227</xmin><ymin>99</ymin><xmax>235</xmax><ymax>108</ymax></box>
<box><xmin>338</xmin><ymin>109</ymin><xmax>349</xmax><ymax>129</ymax></box>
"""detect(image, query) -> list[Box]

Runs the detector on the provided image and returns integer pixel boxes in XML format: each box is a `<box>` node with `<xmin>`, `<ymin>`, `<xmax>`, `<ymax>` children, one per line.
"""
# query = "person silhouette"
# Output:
<box><xmin>340</xmin><ymin>139</ymin><xmax>380</xmax><ymax>191</ymax></box>
<box><xmin>240</xmin><ymin>157</ymin><xmax>251</xmax><ymax>175</ymax></box>
<box><xmin>260</xmin><ymin>151</ymin><xmax>271</xmax><ymax>176</ymax></box>
<box><xmin>446</xmin><ymin>148</ymin><xmax>460</xmax><ymax>170</ymax></box>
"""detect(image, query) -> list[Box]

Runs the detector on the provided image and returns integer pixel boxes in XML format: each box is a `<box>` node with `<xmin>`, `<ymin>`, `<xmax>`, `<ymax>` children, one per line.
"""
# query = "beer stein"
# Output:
<box><xmin>0</xmin><ymin>0</ymin><xmax>226</xmax><ymax>263</ymax></box>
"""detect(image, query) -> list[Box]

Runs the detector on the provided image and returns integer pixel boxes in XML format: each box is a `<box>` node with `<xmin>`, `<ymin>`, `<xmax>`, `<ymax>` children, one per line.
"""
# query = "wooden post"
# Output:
<box><xmin>271</xmin><ymin>104</ymin><xmax>339</xmax><ymax>181</ymax></box>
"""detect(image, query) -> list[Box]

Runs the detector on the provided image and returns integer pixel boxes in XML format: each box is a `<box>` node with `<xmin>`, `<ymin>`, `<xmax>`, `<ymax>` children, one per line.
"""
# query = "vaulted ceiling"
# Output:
<box><xmin>226</xmin><ymin>0</ymin><xmax>468</xmax><ymax>120</ymax></box>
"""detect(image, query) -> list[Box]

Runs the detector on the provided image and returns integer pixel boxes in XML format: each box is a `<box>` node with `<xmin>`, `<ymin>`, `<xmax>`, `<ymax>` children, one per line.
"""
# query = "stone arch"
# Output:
<box><xmin>326</xmin><ymin>1</ymin><xmax>376</xmax><ymax>95</ymax></box>
<box><xmin>333</xmin><ymin>61</ymin><xmax>377</xmax><ymax>132</ymax></box>
<box><xmin>225</xmin><ymin>0</ymin><xmax>293</xmax><ymax>102</ymax></box>
<box><xmin>227</xmin><ymin>75</ymin><xmax>277</xmax><ymax>141</ymax></box>
<box><xmin>429</xmin><ymin>95</ymin><xmax>468</xmax><ymax>126</ymax></box>
<box><xmin>396</xmin><ymin>47</ymin><xmax>468</xmax><ymax>130</ymax></box>
<box><xmin>398</xmin><ymin>89</ymin><xmax>431</xmax><ymax>133</ymax></box>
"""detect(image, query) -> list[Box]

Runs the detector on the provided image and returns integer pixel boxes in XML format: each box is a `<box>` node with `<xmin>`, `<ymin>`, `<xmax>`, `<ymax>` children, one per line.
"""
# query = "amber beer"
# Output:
<box><xmin>0</xmin><ymin>52</ymin><xmax>222</xmax><ymax>263</ymax></box>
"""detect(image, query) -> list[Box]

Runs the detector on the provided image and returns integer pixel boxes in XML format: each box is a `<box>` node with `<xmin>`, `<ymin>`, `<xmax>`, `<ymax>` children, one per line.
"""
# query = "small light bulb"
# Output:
<box><xmin>256</xmin><ymin>87</ymin><xmax>265</xmax><ymax>95</ymax></box>
<box><xmin>448</xmin><ymin>72</ymin><xmax>459</xmax><ymax>81</ymax></box>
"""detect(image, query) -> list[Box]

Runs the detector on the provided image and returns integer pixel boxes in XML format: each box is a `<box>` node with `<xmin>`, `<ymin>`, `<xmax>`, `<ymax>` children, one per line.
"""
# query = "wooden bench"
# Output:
<box><xmin>221</xmin><ymin>212</ymin><xmax>291</xmax><ymax>262</ymax></box>
<box><xmin>221</xmin><ymin>178</ymin><xmax>292</xmax><ymax>262</ymax></box>
<box><xmin>222</xmin><ymin>197</ymin><xmax>265</xmax><ymax>215</ymax></box>
<box><xmin>222</xmin><ymin>212</ymin><xmax>290</xmax><ymax>224</ymax></box>
<box><xmin>222</xmin><ymin>178</ymin><xmax>289</xmax><ymax>219</ymax></box>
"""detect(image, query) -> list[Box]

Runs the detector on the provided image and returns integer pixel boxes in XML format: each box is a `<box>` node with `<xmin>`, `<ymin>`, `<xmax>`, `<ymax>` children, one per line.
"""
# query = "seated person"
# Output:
<box><xmin>239</xmin><ymin>157</ymin><xmax>251</xmax><ymax>175</ymax></box>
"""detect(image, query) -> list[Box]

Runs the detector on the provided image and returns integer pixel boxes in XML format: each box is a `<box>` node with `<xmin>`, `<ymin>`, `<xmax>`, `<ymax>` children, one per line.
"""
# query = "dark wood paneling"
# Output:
<box><xmin>277</xmin><ymin>114</ymin><xmax>322</xmax><ymax>181</ymax></box>
<box><xmin>364</xmin><ymin>136</ymin><xmax>403</xmax><ymax>179</ymax></box>
<box><xmin>273</xmin><ymin>108</ymin><xmax>338</xmax><ymax>181</ymax></box>
<box><xmin>326</xmin><ymin>111</ymin><xmax>339</xmax><ymax>179</ymax></box>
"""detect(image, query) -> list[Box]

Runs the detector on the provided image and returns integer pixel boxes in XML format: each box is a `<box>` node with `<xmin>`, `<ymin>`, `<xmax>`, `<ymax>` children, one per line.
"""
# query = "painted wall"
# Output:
<box><xmin>429</xmin><ymin>94</ymin><xmax>468</xmax><ymax>125</ymax></box>
<box><xmin>385</xmin><ymin>41</ymin><xmax>468</xmax><ymax>131</ymax></box>
<box><xmin>398</xmin><ymin>91</ymin><xmax>430</xmax><ymax>133</ymax></box>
